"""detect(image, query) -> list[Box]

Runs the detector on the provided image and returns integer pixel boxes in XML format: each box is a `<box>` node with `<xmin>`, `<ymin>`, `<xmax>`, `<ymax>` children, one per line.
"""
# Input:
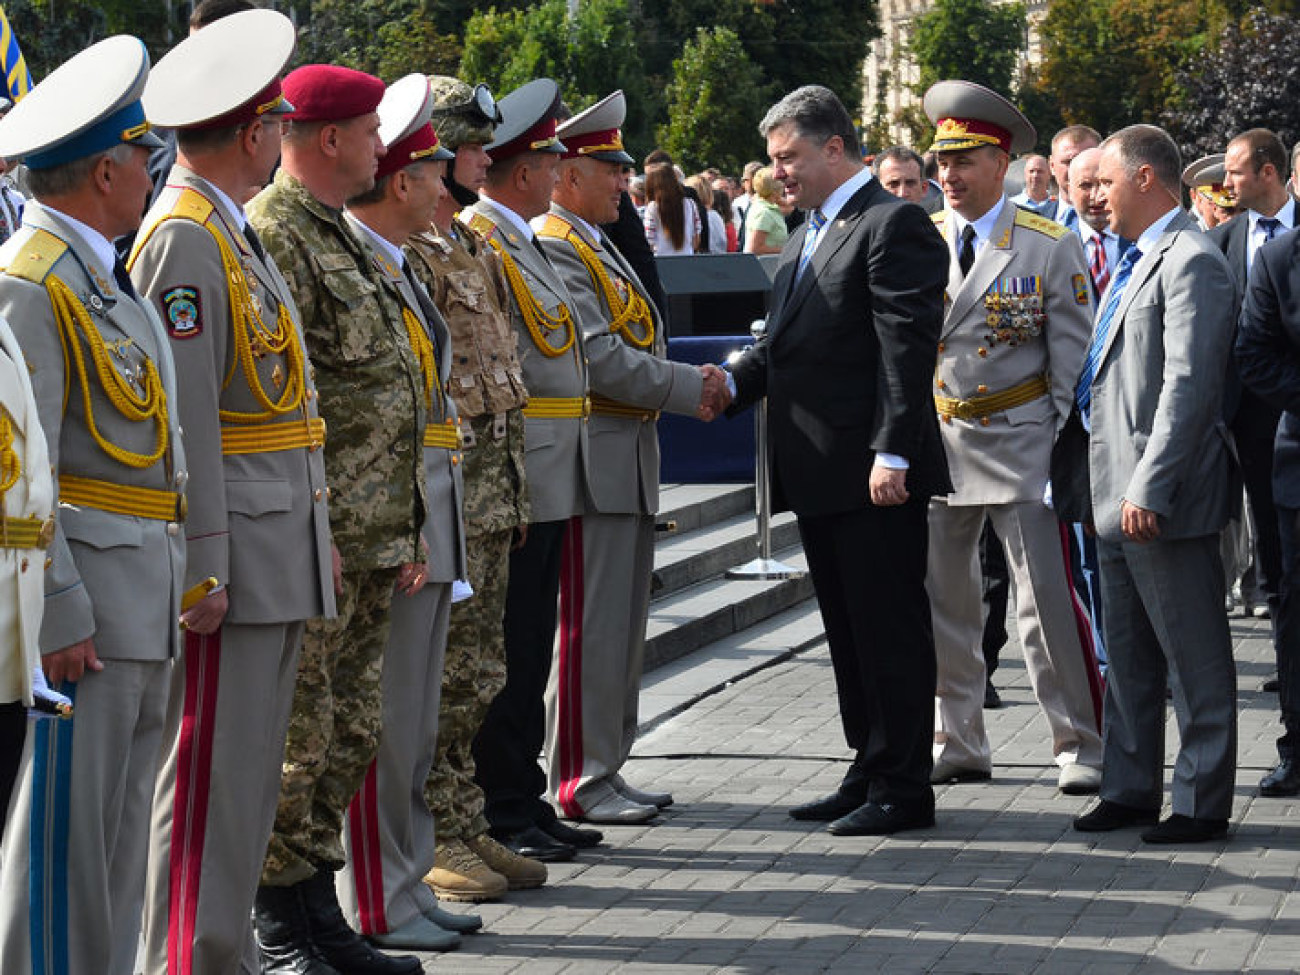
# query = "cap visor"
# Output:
<box><xmin>266</xmin><ymin>97</ymin><xmax>296</xmax><ymax>117</ymax></box>
<box><xmin>433</xmin><ymin>145</ymin><xmax>454</xmax><ymax>161</ymax></box>
<box><xmin>588</xmin><ymin>149</ymin><xmax>634</xmax><ymax>165</ymax></box>
<box><xmin>132</xmin><ymin>130</ymin><xmax>167</xmax><ymax>151</ymax></box>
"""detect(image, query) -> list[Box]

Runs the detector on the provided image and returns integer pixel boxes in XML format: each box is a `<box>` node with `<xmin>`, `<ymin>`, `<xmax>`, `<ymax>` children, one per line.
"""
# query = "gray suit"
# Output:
<box><xmin>534</xmin><ymin>204</ymin><xmax>702</xmax><ymax>816</ymax></box>
<box><xmin>130</xmin><ymin>168</ymin><xmax>335</xmax><ymax>975</ymax></box>
<box><xmin>0</xmin><ymin>202</ymin><xmax>186</xmax><ymax>975</ymax></box>
<box><xmin>338</xmin><ymin>215</ymin><xmax>467</xmax><ymax>935</ymax></box>
<box><xmin>1088</xmin><ymin>208</ymin><xmax>1238</xmax><ymax>819</ymax></box>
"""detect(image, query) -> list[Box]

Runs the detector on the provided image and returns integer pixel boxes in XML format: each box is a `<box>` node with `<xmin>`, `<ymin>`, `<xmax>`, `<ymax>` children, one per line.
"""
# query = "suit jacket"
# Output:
<box><xmin>131</xmin><ymin>167</ymin><xmax>334</xmax><ymax>624</ymax></box>
<box><xmin>0</xmin><ymin>314</ymin><xmax>54</xmax><ymax>705</ymax></box>
<box><xmin>1088</xmin><ymin>209</ymin><xmax>1236</xmax><ymax>542</ymax></box>
<box><xmin>535</xmin><ymin>203</ymin><xmax>702</xmax><ymax>516</ymax></box>
<box><xmin>344</xmin><ymin>212</ymin><xmax>467</xmax><ymax>584</ymax></box>
<box><xmin>1236</xmin><ymin>226</ymin><xmax>1300</xmax><ymax>508</ymax></box>
<box><xmin>1208</xmin><ymin>212</ymin><xmax>1281</xmax><ymax>439</ymax></box>
<box><xmin>728</xmin><ymin>176</ymin><xmax>950</xmax><ymax>517</ymax></box>
<box><xmin>465</xmin><ymin>196</ymin><xmax>589</xmax><ymax>523</ymax></box>
<box><xmin>932</xmin><ymin>200</ymin><xmax>1093</xmax><ymax>504</ymax></box>
<box><xmin>0</xmin><ymin>202</ymin><xmax>186</xmax><ymax>660</ymax></box>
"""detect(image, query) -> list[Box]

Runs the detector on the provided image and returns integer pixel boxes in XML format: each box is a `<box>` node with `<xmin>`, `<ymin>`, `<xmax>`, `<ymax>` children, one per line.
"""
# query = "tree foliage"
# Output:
<box><xmin>1163</xmin><ymin>8</ymin><xmax>1300</xmax><ymax>159</ymax></box>
<box><xmin>908</xmin><ymin>0</ymin><xmax>1025</xmax><ymax>95</ymax></box>
<box><xmin>657</xmin><ymin>26</ymin><xmax>773</xmax><ymax>173</ymax></box>
<box><xmin>297</xmin><ymin>1</ymin><xmax>461</xmax><ymax>77</ymax></box>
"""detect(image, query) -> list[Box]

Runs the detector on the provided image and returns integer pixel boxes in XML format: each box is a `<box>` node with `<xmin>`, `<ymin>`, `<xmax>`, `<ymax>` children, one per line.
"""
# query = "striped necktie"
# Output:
<box><xmin>1086</xmin><ymin>233</ymin><xmax>1109</xmax><ymax>297</ymax></box>
<box><xmin>1075</xmin><ymin>245</ymin><xmax>1141</xmax><ymax>417</ymax></box>
<box><xmin>795</xmin><ymin>208</ymin><xmax>826</xmax><ymax>280</ymax></box>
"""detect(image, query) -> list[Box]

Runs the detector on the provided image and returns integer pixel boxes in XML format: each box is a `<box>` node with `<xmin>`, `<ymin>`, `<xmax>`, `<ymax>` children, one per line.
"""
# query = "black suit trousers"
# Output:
<box><xmin>797</xmin><ymin>498</ymin><xmax>936</xmax><ymax>807</ymax></box>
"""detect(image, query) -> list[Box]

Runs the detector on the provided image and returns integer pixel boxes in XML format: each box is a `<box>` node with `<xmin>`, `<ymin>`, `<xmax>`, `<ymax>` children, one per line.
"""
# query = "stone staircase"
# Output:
<box><xmin>645</xmin><ymin>483</ymin><xmax>820</xmax><ymax>675</ymax></box>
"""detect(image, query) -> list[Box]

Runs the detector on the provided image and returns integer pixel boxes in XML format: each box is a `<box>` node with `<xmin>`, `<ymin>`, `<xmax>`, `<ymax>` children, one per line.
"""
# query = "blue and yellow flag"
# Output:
<box><xmin>0</xmin><ymin>5</ymin><xmax>33</xmax><ymax>101</ymax></box>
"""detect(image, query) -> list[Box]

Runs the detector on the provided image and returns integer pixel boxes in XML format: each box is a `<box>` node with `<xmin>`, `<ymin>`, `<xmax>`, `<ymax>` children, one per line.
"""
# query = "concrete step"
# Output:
<box><xmin>652</xmin><ymin>509</ymin><xmax>801</xmax><ymax>599</ymax></box>
<box><xmin>656</xmin><ymin>482</ymin><xmax>754</xmax><ymax>535</ymax></box>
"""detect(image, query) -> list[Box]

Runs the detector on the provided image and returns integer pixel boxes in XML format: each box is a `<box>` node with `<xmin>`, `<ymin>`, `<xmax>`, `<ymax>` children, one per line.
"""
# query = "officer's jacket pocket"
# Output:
<box><xmin>317</xmin><ymin>266</ymin><xmax>386</xmax><ymax>362</ymax></box>
<box><xmin>226</xmin><ymin>478</ymin><xmax>293</xmax><ymax>517</ymax></box>
<box><xmin>1003</xmin><ymin>397</ymin><xmax>1053</xmax><ymax>427</ymax></box>
<box><xmin>60</xmin><ymin>507</ymin><xmax>145</xmax><ymax>550</ymax></box>
<box><xmin>524</xmin><ymin>417</ymin><xmax>557</xmax><ymax>451</ymax></box>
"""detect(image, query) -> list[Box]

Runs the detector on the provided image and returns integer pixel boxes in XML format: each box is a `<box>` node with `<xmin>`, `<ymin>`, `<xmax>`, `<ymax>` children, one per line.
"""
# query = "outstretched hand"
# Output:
<box><xmin>696</xmin><ymin>364</ymin><xmax>732</xmax><ymax>421</ymax></box>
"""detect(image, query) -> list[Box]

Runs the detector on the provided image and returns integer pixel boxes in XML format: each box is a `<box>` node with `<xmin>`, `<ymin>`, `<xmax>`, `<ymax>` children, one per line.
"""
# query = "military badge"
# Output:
<box><xmin>983</xmin><ymin>276</ymin><xmax>1045</xmax><ymax>348</ymax></box>
<box><xmin>162</xmin><ymin>285</ymin><xmax>202</xmax><ymax>338</ymax></box>
<box><xmin>1072</xmin><ymin>273</ymin><xmax>1089</xmax><ymax>305</ymax></box>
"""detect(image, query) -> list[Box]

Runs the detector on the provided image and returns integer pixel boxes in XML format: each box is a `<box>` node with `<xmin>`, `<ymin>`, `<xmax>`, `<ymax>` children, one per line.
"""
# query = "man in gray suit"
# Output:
<box><xmin>0</xmin><ymin>37</ymin><xmax>186</xmax><ymax>975</ymax></box>
<box><xmin>1072</xmin><ymin>124</ymin><xmax>1238</xmax><ymax>844</ymax></box>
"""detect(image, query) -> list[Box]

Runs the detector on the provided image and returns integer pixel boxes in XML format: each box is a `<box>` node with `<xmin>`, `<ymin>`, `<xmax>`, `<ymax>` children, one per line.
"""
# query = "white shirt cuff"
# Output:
<box><xmin>874</xmin><ymin>452</ymin><xmax>909</xmax><ymax>470</ymax></box>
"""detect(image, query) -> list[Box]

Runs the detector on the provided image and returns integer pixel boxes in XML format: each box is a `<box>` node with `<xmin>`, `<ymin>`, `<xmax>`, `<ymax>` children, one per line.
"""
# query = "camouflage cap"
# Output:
<box><xmin>428</xmin><ymin>75</ymin><xmax>496</xmax><ymax>150</ymax></box>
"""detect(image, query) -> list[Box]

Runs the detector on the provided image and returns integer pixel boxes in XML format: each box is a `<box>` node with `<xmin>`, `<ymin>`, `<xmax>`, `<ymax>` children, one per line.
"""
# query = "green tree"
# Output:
<box><xmin>657</xmin><ymin>26</ymin><xmax>773</xmax><ymax>173</ymax></box>
<box><xmin>908</xmin><ymin>0</ymin><xmax>1025</xmax><ymax>95</ymax></box>
<box><xmin>295</xmin><ymin>0</ymin><xmax>461</xmax><ymax>77</ymax></box>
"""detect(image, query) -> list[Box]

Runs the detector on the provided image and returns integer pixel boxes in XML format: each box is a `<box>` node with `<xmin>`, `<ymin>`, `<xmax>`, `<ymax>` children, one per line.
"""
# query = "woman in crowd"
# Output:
<box><xmin>687</xmin><ymin>175</ymin><xmax>729</xmax><ymax>254</ymax></box>
<box><xmin>643</xmin><ymin>162</ymin><xmax>701</xmax><ymax>256</ymax></box>
<box><xmin>744</xmin><ymin>167</ymin><xmax>788</xmax><ymax>255</ymax></box>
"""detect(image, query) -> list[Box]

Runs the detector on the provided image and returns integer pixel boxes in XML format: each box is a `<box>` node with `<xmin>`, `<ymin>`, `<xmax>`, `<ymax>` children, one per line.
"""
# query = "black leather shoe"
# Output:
<box><xmin>788</xmin><ymin>791</ymin><xmax>864</xmax><ymax>822</ymax></box>
<box><xmin>1141</xmin><ymin>813</ymin><xmax>1228</xmax><ymax>844</ymax></box>
<box><xmin>539</xmin><ymin>818</ymin><xmax>603</xmax><ymax>848</ymax></box>
<box><xmin>1259</xmin><ymin>759</ymin><xmax>1300</xmax><ymax>797</ymax></box>
<box><xmin>1072</xmin><ymin>799</ymin><xmax>1159</xmax><ymax>832</ymax></box>
<box><xmin>496</xmin><ymin>825</ymin><xmax>576</xmax><ymax>863</ymax></box>
<box><xmin>299</xmin><ymin>870</ymin><xmax>421</xmax><ymax>974</ymax></box>
<box><xmin>827</xmin><ymin>800</ymin><xmax>935</xmax><ymax>836</ymax></box>
<box><xmin>983</xmin><ymin>680</ymin><xmax>1003</xmax><ymax>709</ymax></box>
<box><xmin>252</xmin><ymin>884</ymin><xmax>341</xmax><ymax>975</ymax></box>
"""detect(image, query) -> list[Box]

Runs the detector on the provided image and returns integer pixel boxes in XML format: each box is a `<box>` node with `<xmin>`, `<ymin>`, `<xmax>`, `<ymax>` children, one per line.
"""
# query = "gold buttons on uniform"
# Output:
<box><xmin>980</xmin><ymin>417</ymin><xmax>990</xmax><ymax>426</ymax></box>
<box><xmin>314</xmin><ymin>489</ymin><xmax>323</xmax><ymax>501</ymax></box>
<box><xmin>936</xmin><ymin>379</ymin><xmax>946</xmax><ymax>390</ymax></box>
<box><xmin>937</xmin><ymin>342</ymin><xmax>945</xmax><ymax>353</ymax></box>
<box><xmin>167</xmin><ymin>523</ymin><xmax>180</xmax><ymax>536</ymax></box>
<box><xmin>20</xmin><ymin>558</ymin><xmax>28</xmax><ymax>572</ymax></box>
<box><xmin>977</xmin><ymin>384</ymin><xmax>988</xmax><ymax>393</ymax></box>
<box><xmin>977</xmin><ymin>347</ymin><xmax>988</xmax><ymax>357</ymax></box>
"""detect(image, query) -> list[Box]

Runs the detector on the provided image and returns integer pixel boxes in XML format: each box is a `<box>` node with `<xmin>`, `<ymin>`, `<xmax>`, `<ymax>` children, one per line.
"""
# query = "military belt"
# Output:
<box><xmin>221</xmin><ymin>417</ymin><xmax>326</xmax><ymax>456</ymax></box>
<box><xmin>934</xmin><ymin>375</ymin><xmax>1049</xmax><ymax>423</ymax></box>
<box><xmin>423</xmin><ymin>421</ymin><xmax>464</xmax><ymax>450</ymax></box>
<box><xmin>522</xmin><ymin>396</ymin><xmax>590</xmax><ymax>419</ymax></box>
<box><xmin>0</xmin><ymin>515</ymin><xmax>55</xmax><ymax>549</ymax></box>
<box><xmin>60</xmin><ymin>474</ymin><xmax>187</xmax><ymax>522</ymax></box>
<box><xmin>590</xmin><ymin>394</ymin><xmax>659</xmax><ymax>422</ymax></box>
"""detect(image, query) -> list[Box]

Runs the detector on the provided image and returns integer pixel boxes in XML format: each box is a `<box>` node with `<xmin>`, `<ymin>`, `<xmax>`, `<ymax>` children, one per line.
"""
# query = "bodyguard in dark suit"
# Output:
<box><xmin>720</xmin><ymin>85</ymin><xmax>950</xmax><ymax>836</ymax></box>
<box><xmin>1213</xmin><ymin>129</ymin><xmax>1295</xmax><ymax>632</ymax></box>
<box><xmin>1237</xmin><ymin>226</ymin><xmax>1300</xmax><ymax>797</ymax></box>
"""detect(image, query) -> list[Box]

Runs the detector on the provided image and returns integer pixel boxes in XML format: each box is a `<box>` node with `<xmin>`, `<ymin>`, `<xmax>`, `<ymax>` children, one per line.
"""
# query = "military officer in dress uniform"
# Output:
<box><xmin>247</xmin><ymin>64</ymin><xmax>426</xmax><ymax>975</ymax></box>
<box><xmin>0</xmin><ymin>37</ymin><xmax>188</xmax><ymax>975</ymax></box>
<box><xmin>536</xmin><ymin>91</ymin><xmax>721</xmax><ymax>825</ymax></box>
<box><xmin>410</xmin><ymin>76</ymin><xmax>543</xmax><ymax>903</ymax></box>
<box><xmin>465</xmin><ymin>79</ymin><xmax>596</xmax><ymax>864</ymax></box>
<box><xmin>126</xmin><ymin>13</ymin><xmax>336</xmax><ymax>974</ymax></box>
<box><xmin>1182</xmin><ymin>154</ymin><xmax>1237</xmax><ymax>231</ymax></box>
<box><xmin>335</xmin><ymin>72</ymin><xmax>479</xmax><ymax>951</ymax></box>
<box><xmin>922</xmin><ymin>81</ymin><xmax>1104</xmax><ymax>794</ymax></box>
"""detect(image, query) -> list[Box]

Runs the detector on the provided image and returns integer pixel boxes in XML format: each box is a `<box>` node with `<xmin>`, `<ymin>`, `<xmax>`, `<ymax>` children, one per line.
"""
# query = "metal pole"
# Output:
<box><xmin>727</xmin><ymin>319</ymin><xmax>804</xmax><ymax>581</ymax></box>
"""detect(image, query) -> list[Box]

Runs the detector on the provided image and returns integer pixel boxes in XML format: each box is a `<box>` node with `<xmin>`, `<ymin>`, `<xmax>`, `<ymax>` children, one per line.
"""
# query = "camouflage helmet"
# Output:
<box><xmin>428</xmin><ymin>75</ymin><xmax>496</xmax><ymax>150</ymax></box>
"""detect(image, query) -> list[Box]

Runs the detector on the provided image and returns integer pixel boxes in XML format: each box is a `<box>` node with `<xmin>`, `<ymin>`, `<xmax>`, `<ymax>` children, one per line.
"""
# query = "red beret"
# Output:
<box><xmin>283</xmin><ymin>64</ymin><xmax>384</xmax><ymax>123</ymax></box>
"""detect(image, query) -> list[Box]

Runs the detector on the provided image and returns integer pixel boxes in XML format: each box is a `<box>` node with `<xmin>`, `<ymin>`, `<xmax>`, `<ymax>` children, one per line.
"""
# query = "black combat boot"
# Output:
<box><xmin>252</xmin><ymin>884</ymin><xmax>341</xmax><ymax>975</ymax></box>
<box><xmin>298</xmin><ymin>868</ymin><xmax>423</xmax><ymax>974</ymax></box>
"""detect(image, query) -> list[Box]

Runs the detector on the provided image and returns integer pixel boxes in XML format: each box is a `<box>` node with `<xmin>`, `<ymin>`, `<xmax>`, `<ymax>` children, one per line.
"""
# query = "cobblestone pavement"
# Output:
<box><xmin>421</xmin><ymin>612</ymin><xmax>1299</xmax><ymax>974</ymax></box>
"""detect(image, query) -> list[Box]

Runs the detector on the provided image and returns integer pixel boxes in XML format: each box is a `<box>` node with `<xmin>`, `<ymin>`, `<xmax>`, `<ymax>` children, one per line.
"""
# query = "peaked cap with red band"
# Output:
<box><xmin>144</xmin><ymin>10</ymin><xmax>297</xmax><ymax>131</ymax></box>
<box><xmin>556</xmin><ymin>89</ymin><xmax>634</xmax><ymax>165</ymax></box>
<box><xmin>283</xmin><ymin>64</ymin><xmax>384</xmax><ymax>123</ymax></box>
<box><xmin>485</xmin><ymin>78</ymin><xmax>565</xmax><ymax>164</ymax></box>
<box><xmin>375</xmin><ymin>73</ymin><xmax>453</xmax><ymax>180</ymax></box>
<box><xmin>1182</xmin><ymin>153</ymin><xmax>1236</xmax><ymax>208</ymax></box>
<box><xmin>923</xmin><ymin>80</ymin><xmax>1035</xmax><ymax>155</ymax></box>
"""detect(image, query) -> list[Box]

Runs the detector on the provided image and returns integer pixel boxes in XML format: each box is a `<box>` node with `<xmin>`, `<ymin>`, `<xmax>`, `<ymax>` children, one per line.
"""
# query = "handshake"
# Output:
<box><xmin>696</xmin><ymin>364</ymin><xmax>733</xmax><ymax>422</ymax></box>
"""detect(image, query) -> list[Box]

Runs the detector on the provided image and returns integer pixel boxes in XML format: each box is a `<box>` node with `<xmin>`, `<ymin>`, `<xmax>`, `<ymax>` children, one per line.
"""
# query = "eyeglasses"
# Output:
<box><xmin>433</xmin><ymin>83</ymin><xmax>502</xmax><ymax>126</ymax></box>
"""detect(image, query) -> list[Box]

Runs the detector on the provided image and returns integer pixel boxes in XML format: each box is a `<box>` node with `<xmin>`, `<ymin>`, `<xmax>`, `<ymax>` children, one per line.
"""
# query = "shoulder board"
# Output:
<box><xmin>1014</xmin><ymin>208</ymin><xmax>1068</xmax><ymax>239</ymax></box>
<box><xmin>538</xmin><ymin>213</ymin><xmax>576</xmax><ymax>242</ymax></box>
<box><xmin>930</xmin><ymin>210</ymin><xmax>946</xmax><ymax>226</ymax></box>
<box><xmin>467</xmin><ymin>212</ymin><xmax>496</xmax><ymax>237</ymax></box>
<box><xmin>2</xmin><ymin>227</ymin><xmax>68</xmax><ymax>285</ymax></box>
<box><xmin>171</xmin><ymin>186</ymin><xmax>216</xmax><ymax>225</ymax></box>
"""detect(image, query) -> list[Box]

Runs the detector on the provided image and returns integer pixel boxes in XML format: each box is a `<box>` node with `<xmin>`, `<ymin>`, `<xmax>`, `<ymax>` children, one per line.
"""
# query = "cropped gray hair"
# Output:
<box><xmin>1100</xmin><ymin>125</ymin><xmax>1181</xmax><ymax>197</ymax></box>
<box><xmin>759</xmin><ymin>85</ymin><xmax>861</xmax><ymax>158</ymax></box>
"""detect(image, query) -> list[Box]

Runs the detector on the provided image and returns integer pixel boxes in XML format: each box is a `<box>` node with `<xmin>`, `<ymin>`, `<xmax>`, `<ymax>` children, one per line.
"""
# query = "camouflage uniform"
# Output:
<box><xmin>406</xmin><ymin>218</ymin><xmax>529</xmax><ymax>841</ymax></box>
<box><xmin>249</xmin><ymin>169</ymin><xmax>427</xmax><ymax>886</ymax></box>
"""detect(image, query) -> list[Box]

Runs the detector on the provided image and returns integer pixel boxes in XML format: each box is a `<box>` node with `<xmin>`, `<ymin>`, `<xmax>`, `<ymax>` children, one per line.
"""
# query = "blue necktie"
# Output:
<box><xmin>1075</xmin><ymin>245</ymin><xmax>1142</xmax><ymax>417</ymax></box>
<box><xmin>795</xmin><ymin>208</ymin><xmax>826</xmax><ymax>280</ymax></box>
<box><xmin>1258</xmin><ymin>216</ymin><xmax>1281</xmax><ymax>241</ymax></box>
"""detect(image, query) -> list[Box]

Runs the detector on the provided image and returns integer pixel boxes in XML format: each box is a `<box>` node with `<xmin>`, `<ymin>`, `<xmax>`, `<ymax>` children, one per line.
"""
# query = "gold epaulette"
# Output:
<box><xmin>467</xmin><ymin>212</ymin><xmax>496</xmax><ymax>238</ymax></box>
<box><xmin>538</xmin><ymin>213</ymin><xmax>577</xmax><ymax>242</ymax></box>
<box><xmin>2</xmin><ymin>228</ymin><xmax>68</xmax><ymax>285</ymax></box>
<box><xmin>172</xmin><ymin>187</ymin><xmax>216</xmax><ymax>224</ymax></box>
<box><xmin>930</xmin><ymin>210</ymin><xmax>946</xmax><ymax>226</ymax></box>
<box><xmin>1014</xmin><ymin>208</ymin><xmax>1068</xmax><ymax>239</ymax></box>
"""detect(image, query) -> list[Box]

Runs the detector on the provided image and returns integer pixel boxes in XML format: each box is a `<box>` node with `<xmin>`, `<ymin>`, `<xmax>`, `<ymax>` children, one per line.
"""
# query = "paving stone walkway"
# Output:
<box><xmin>421</xmin><ymin>611</ymin><xmax>1299</xmax><ymax>974</ymax></box>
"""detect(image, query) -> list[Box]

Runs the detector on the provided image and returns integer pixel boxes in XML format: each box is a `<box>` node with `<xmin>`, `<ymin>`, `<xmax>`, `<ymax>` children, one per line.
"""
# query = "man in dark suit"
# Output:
<box><xmin>1213</xmin><ymin>129</ymin><xmax>1294</xmax><ymax>639</ymax></box>
<box><xmin>716</xmin><ymin>85</ymin><xmax>950</xmax><ymax>836</ymax></box>
<box><xmin>1237</xmin><ymin>225</ymin><xmax>1300</xmax><ymax>797</ymax></box>
<box><xmin>1071</xmin><ymin>124</ymin><xmax>1237</xmax><ymax>844</ymax></box>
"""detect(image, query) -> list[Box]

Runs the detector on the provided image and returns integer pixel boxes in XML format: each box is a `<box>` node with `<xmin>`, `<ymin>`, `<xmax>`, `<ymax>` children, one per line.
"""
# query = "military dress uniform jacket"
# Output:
<box><xmin>932</xmin><ymin>200</ymin><xmax>1092</xmax><ymax>504</ymax></box>
<box><xmin>0</xmin><ymin>203</ymin><xmax>185</xmax><ymax>659</ymax></box>
<box><xmin>464</xmin><ymin>196</ymin><xmax>589</xmax><ymax>523</ymax></box>
<box><xmin>535</xmin><ymin>203</ymin><xmax>701</xmax><ymax>516</ymax></box>
<box><xmin>130</xmin><ymin>167</ymin><xmax>334</xmax><ymax>623</ymax></box>
<box><xmin>344</xmin><ymin>212</ymin><xmax>466</xmax><ymax>584</ymax></box>
<box><xmin>0</xmin><ymin>315</ymin><xmax>53</xmax><ymax>706</ymax></box>
<box><xmin>248</xmin><ymin>171</ymin><xmax>427</xmax><ymax>571</ymax></box>
<box><xmin>405</xmin><ymin>219</ymin><xmax>529</xmax><ymax>537</ymax></box>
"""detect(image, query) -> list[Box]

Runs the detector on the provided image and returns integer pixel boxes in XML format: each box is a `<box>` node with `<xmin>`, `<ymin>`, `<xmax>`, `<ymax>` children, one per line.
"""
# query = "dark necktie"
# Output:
<box><xmin>530</xmin><ymin>235</ymin><xmax>552</xmax><ymax>266</ymax></box>
<box><xmin>1075</xmin><ymin>245</ymin><xmax>1142</xmax><ymax>417</ymax></box>
<box><xmin>1258</xmin><ymin>216</ymin><xmax>1281</xmax><ymax>241</ymax></box>
<box><xmin>1086</xmin><ymin>233</ymin><xmax>1110</xmax><ymax>298</ymax></box>
<box><xmin>958</xmin><ymin>224</ymin><xmax>977</xmax><ymax>277</ymax></box>
<box><xmin>243</xmin><ymin>222</ymin><xmax>267</xmax><ymax>262</ymax></box>
<box><xmin>113</xmin><ymin>258</ymin><xmax>138</xmax><ymax>300</ymax></box>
